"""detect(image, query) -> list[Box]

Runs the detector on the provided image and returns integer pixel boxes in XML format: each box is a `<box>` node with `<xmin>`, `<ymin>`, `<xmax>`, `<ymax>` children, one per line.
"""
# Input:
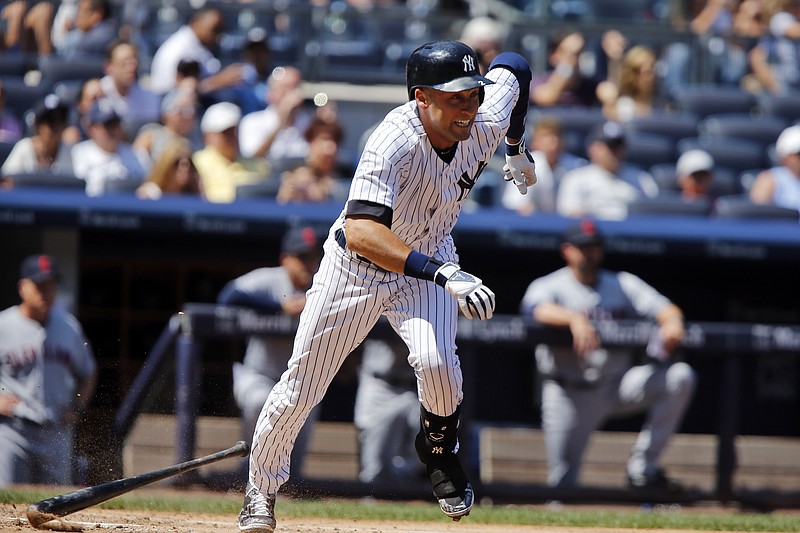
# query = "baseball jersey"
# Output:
<box><xmin>520</xmin><ymin>267</ymin><xmax>670</xmax><ymax>384</ymax></box>
<box><xmin>329</xmin><ymin>65</ymin><xmax>521</xmax><ymax>263</ymax></box>
<box><xmin>218</xmin><ymin>267</ymin><xmax>301</xmax><ymax>380</ymax></box>
<box><xmin>0</xmin><ymin>306</ymin><xmax>96</xmax><ymax>425</ymax></box>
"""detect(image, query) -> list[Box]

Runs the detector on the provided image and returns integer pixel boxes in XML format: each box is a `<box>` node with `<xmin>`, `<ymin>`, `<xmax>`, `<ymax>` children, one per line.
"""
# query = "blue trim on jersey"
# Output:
<box><xmin>488</xmin><ymin>52</ymin><xmax>531</xmax><ymax>140</ymax></box>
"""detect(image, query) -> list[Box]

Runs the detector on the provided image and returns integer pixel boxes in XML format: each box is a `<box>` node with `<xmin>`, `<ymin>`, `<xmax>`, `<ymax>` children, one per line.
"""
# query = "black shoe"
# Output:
<box><xmin>426</xmin><ymin>454</ymin><xmax>473</xmax><ymax>520</ymax></box>
<box><xmin>628</xmin><ymin>469</ymin><xmax>685</xmax><ymax>493</ymax></box>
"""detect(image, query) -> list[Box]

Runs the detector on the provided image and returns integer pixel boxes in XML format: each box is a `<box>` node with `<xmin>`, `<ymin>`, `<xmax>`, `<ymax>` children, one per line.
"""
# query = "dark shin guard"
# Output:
<box><xmin>415</xmin><ymin>405</ymin><xmax>469</xmax><ymax>499</ymax></box>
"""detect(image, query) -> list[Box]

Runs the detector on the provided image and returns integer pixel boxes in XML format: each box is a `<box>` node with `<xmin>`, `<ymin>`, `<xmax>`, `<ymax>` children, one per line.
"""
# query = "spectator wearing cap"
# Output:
<box><xmin>239</xmin><ymin>27</ymin><xmax>272</xmax><ymax>112</ymax></box>
<box><xmin>1</xmin><ymin>94</ymin><xmax>73</xmax><ymax>181</ymax></box>
<box><xmin>192</xmin><ymin>101</ymin><xmax>269</xmax><ymax>203</ymax></box>
<box><xmin>148</xmin><ymin>7</ymin><xmax>250</xmax><ymax>98</ymax></box>
<box><xmin>132</xmin><ymin>87</ymin><xmax>202</xmax><ymax>163</ymax></box>
<box><xmin>557</xmin><ymin>120</ymin><xmax>659</xmax><ymax>220</ymax></box>
<box><xmin>749</xmin><ymin>125</ymin><xmax>800</xmax><ymax>211</ymax></box>
<box><xmin>99</xmin><ymin>41</ymin><xmax>162</xmax><ymax>138</ymax></box>
<box><xmin>71</xmin><ymin>98</ymin><xmax>149</xmax><ymax>196</ymax></box>
<box><xmin>217</xmin><ymin>225</ymin><xmax>323</xmax><ymax>480</ymax></box>
<box><xmin>519</xmin><ymin>218</ymin><xmax>695</xmax><ymax>491</ymax></box>
<box><xmin>0</xmin><ymin>254</ymin><xmax>97</xmax><ymax>487</ymax></box>
<box><xmin>675</xmin><ymin>149</ymin><xmax>715</xmax><ymax>201</ymax></box>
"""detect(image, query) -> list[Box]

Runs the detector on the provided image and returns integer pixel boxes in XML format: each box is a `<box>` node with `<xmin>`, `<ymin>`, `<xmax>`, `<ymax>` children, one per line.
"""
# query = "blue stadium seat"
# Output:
<box><xmin>627</xmin><ymin>194</ymin><xmax>711</xmax><ymax>217</ymax></box>
<box><xmin>671</xmin><ymin>84</ymin><xmax>757</xmax><ymax>119</ymax></box>
<box><xmin>699</xmin><ymin>113</ymin><xmax>788</xmax><ymax>150</ymax></box>
<box><xmin>623</xmin><ymin>132</ymin><xmax>676</xmax><ymax>169</ymax></box>
<box><xmin>713</xmin><ymin>194</ymin><xmax>800</xmax><ymax>221</ymax></box>
<box><xmin>8</xmin><ymin>171</ymin><xmax>85</xmax><ymax>190</ymax></box>
<box><xmin>2</xmin><ymin>77</ymin><xmax>45</xmax><ymax>117</ymax></box>
<box><xmin>624</xmin><ymin>112</ymin><xmax>699</xmax><ymax>145</ymax></box>
<box><xmin>529</xmin><ymin>106</ymin><xmax>605</xmax><ymax>159</ymax></box>
<box><xmin>756</xmin><ymin>91</ymin><xmax>800</xmax><ymax>123</ymax></box>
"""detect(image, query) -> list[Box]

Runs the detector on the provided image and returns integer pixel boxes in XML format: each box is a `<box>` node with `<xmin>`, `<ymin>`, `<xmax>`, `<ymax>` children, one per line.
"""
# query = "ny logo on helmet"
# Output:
<box><xmin>462</xmin><ymin>55</ymin><xmax>475</xmax><ymax>73</ymax></box>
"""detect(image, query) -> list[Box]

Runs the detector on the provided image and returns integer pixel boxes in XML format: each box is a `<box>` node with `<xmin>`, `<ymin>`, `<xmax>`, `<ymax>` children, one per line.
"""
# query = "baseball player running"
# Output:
<box><xmin>239</xmin><ymin>40</ymin><xmax>535</xmax><ymax>532</ymax></box>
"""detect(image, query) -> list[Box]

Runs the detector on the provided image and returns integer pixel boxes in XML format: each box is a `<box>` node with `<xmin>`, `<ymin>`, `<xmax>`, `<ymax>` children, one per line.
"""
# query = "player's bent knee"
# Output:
<box><xmin>666</xmin><ymin>362</ymin><xmax>696</xmax><ymax>395</ymax></box>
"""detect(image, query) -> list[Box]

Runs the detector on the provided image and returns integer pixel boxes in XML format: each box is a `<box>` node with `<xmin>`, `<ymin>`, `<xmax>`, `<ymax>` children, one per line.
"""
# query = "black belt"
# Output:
<box><xmin>335</xmin><ymin>228</ymin><xmax>388</xmax><ymax>272</ymax></box>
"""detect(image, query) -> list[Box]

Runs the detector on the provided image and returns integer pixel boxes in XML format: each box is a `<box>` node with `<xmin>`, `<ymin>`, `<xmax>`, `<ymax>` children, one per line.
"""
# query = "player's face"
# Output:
<box><xmin>18</xmin><ymin>278</ymin><xmax>57</xmax><ymax>323</ymax></box>
<box><xmin>417</xmin><ymin>87</ymin><xmax>481</xmax><ymax>149</ymax></box>
<box><xmin>563</xmin><ymin>243</ymin><xmax>603</xmax><ymax>281</ymax></box>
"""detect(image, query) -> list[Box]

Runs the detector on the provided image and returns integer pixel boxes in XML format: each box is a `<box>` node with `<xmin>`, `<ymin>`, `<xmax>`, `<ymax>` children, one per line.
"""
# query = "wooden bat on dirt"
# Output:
<box><xmin>26</xmin><ymin>441</ymin><xmax>249</xmax><ymax>529</ymax></box>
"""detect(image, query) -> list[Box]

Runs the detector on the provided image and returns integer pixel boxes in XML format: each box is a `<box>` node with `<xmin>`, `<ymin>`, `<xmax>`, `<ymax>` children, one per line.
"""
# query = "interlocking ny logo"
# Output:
<box><xmin>457</xmin><ymin>161</ymin><xmax>488</xmax><ymax>201</ymax></box>
<box><xmin>432</xmin><ymin>446</ymin><xmax>444</xmax><ymax>454</ymax></box>
<box><xmin>462</xmin><ymin>54</ymin><xmax>475</xmax><ymax>73</ymax></box>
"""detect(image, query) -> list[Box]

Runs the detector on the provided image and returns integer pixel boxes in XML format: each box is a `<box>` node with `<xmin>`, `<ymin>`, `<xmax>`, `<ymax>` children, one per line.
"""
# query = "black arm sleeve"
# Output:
<box><xmin>345</xmin><ymin>199</ymin><xmax>393</xmax><ymax>228</ymax></box>
<box><xmin>488</xmin><ymin>52</ymin><xmax>532</xmax><ymax>140</ymax></box>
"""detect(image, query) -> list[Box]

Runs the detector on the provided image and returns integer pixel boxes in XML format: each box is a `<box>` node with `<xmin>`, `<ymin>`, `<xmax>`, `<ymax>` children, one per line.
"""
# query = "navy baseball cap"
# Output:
<box><xmin>587</xmin><ymin>120</ymin><xmax>626</xmax><ymax>148</ymax></box>
<box><xmin>281</xmin><ymin>226</ymin><xmax>320</xmax><ymax>255</ymax></box>
<box><xmin>87</xmin><ymin>99</ymin><xmax>121</xmax><ymax>125</ymax></box>
<box><xmin>20</xmin><ymin>254</ymin><xmax>62</xmax><ymax>283</ymax></box>
<box><xmin>564</xmin><ymin>218</ymin><xmax>604</xmax><ymax>247</ymax></box>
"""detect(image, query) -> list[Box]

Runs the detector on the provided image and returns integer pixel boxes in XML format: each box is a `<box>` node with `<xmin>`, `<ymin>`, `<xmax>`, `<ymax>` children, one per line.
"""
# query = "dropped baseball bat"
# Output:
<box><xmin>26</xmin><ymin>440</ymin><xmax>249</xmax><ymax>528</ymax></box>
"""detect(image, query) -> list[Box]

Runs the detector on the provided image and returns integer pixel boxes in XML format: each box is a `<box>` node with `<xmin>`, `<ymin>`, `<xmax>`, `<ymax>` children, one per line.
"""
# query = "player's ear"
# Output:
<box><xmin>415</xmin><ymin>87</ymin><xmax>429</xmax><ymax>107</ymax></box>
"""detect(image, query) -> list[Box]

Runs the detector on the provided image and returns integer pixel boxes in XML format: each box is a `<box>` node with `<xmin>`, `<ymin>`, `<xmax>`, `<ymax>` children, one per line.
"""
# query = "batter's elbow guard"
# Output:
<box><xmin>415</xmin><ymin>404</ymin><xmax>461</xmax><ymax>465</ymax></box>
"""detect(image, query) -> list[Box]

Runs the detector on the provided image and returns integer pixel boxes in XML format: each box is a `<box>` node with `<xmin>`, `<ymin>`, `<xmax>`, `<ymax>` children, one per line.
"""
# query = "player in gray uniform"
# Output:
<box><xmin>354</xmin><ymin>336</ymin><xmax>422</xmax><ymax>485</ymax></box>
<box><xmin>238</xmin><ymin>40</ymin><xmax>536</xmax><ymax>532</ymax></box>
<box><xmin>520</xmin><ymin>220</ymin><xmax>696</xmax><ymax>490</ymax></box>
<box><xmin>0</xmin><ymin>254</ymin><xmax>97</xmax><ymax>487</ymax></box>
<box><xmin>218</xmin><ymin>226</ymin><xmax>323</xmax><ymax>480</ymax></box>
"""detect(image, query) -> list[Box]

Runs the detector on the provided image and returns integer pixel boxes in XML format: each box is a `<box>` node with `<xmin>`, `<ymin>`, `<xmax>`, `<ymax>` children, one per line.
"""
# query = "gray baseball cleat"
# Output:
<box><xmin>437</xmin><ymin>481</ymin><xmax>474</xmax><ymax>520</ymax></box>
<box><xmin>426</xmin><ymin>454</ymin><xmax>474</xmax><ymax>520</ymax></box>
<box><xmin>238</xmin><ymin>484</ymin><xmax>276</xmax><ymax>532</ymax></box>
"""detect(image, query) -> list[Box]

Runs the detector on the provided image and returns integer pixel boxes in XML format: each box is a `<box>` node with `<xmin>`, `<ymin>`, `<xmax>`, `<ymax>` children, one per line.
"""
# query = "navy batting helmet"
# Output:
<box><xmin>406</xmin><ymin>40</ymin><xmax>494</xmax><ymax>101</ymax></box>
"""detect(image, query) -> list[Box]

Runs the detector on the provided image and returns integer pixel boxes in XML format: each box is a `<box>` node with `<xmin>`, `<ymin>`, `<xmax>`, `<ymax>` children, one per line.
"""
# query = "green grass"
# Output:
<box><xmin>2</xmin><ymin>487</ymin><xmax>799</xmax><ymax>531</ymax></box>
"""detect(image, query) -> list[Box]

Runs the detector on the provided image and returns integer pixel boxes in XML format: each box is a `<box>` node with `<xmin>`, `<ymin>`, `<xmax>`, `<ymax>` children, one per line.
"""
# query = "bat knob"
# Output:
<box><xmin>26</xmin><ymin>503</ymin><xmax>57</xmax><ymax>529</ymax></box>
<box><xmin>235</xmin><ymin>440</ymin><xmax>250</xmax><ymax>457</ymax></box>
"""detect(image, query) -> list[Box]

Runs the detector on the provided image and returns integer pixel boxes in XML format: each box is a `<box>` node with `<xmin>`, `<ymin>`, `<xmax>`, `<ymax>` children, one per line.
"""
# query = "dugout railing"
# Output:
<box><xmin>113</xmin><ymin>303</ymin><xmax>800</xmax><ymax>510</ymax></box>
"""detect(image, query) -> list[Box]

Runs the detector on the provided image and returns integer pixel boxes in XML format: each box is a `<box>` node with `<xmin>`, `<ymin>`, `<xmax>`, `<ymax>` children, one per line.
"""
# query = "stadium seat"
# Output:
<box><xmin>37</xmin><ymin>56</ymin><xmax>105</xmax><ymax>93</ymax></box>
<box><xmin>699</xmin><ymin>113</ymin><xmax>787</xmax><ymax>150</ymax></box>
<box><xmin>649</xmin><ymin>163</ymin><xmax>741</xmax><ymax>196</ymax></box>
<box><xmin>627</xmin><ymin>194</ymin><xmax>711</xmax><ymax>217</ymax></box>
<box><xmin>623</xmin><ymin>132</ymin><xmax>676</xmax><ymax>169</ymax></box>
<box><xmin>756</xmin><ymin>91</ymin><xmax>800</xmax><ymax>123</ymax></box>
<box><xmin>7</xmin><ymin>171</ymin><xmax>86</xmax><ymax>190</ymax></box>
<box><xmin>236</xmin><ymin>180</ymin><xmax>280</xmax><ymax>201</ymax></box>
<box><xmin>677</xmin><ymin>136</ymin><xmax>767</xmax><ymax>174</ymax></box>
<box><xmin>671</xmin><ymin>84</ymin><xmax>757</xmax><ymax>119</ymax></box>
<box><xmin>2</xmin><ymin>77</ymin><xmax>45</xmax><ymax>117</ymax></box>
<box><xmin>0</xmin><ymin>140</ymin><xmax>16</xmax><ymax>166</ymax></box>
<box><xmin>0</xmin><ymin>52</ymin><xmax>35</xmax><ymax>77</ymax></box>
<box><xmin>624</xmin><ymin>112</ymin><xmax>699</xmax><ymax>145</ymax></box>
<box><xmin>713</xmin><ymin>194</ymin><xmax>800</xmax><ymax>221</ymax></box>
<box><xmin>104</xmin><ymin>178</ymin><xmax>144</xmax><ymax>194</ymax></box>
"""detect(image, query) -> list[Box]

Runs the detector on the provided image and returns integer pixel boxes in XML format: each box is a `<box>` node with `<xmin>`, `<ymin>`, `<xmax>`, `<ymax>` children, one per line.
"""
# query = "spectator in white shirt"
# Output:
<box><xmin>557</xmin><ymin>121</ymin><xmax>658</xmax><ymax>220</ymax></box>
<box><xmin>71</xmin><ymin>99</ymin><xmax>148</xmax><ymax>196</ymax></box>
<box><xmin>148</xmin><ymin>7</ymin><xmax>247</xmax><ymax>97</ymax></box>
<box><xmin>99</xmin><ymin>40</ymin><xmax>161</xmax><ymax>139</ymax></box>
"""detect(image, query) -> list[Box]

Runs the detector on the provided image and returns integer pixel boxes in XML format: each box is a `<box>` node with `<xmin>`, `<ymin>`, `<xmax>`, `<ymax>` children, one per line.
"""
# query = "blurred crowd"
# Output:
<box><xmin>0</xmin><ymin>0</ymin><xmax>797</xmax><ymax>220</ymax></box>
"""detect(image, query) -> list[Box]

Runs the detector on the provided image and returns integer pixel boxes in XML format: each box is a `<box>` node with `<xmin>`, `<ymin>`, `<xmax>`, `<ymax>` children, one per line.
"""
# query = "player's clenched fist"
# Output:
<box><xmin>434</xmin><ymin>262</ymin><xmax>495</xmax><ymax>320</ymax></box>
<box><xmin>503</xmin><ymin>141</ymin><xmax>536</xmax><ymax>195</ymax></box>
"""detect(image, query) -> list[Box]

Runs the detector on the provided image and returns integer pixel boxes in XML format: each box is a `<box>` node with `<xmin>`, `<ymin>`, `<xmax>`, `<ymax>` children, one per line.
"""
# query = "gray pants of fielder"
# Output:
<box><xmin>0</xmin><ymin>418</ymin><xmax>73</xmax><ymax>487</ymax></box>
<box><xmin>541</xmin><ymin>361</ymin><xmax>696</xmax><ymax>487</ymax></box>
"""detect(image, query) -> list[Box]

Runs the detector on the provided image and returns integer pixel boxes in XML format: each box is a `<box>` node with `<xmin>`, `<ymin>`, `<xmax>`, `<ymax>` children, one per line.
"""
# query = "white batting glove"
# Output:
<box><xmin>503</xmin><ymin>141</ymin><xmax>537</xmax><ymax>195</ymax></box>
<box><xmin>434</xmin><ymin>262</ymin><xmax>495</xmax><ymax>320</ymax></box>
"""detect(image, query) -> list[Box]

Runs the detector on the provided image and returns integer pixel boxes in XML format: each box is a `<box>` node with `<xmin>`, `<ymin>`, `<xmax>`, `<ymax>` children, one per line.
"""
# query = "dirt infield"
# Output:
<box><xmin>0</xmin><ymin>503</ymin><xmax>767</xmax><ymax>533</ymax></box>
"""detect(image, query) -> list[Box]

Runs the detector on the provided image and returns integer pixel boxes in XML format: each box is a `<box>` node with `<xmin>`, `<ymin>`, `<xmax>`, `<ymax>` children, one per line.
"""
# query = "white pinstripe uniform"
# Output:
<box><xmin>247</xmin><ymin>66</ymin><xmax>522</xmax><ymax>498</ymax></box>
